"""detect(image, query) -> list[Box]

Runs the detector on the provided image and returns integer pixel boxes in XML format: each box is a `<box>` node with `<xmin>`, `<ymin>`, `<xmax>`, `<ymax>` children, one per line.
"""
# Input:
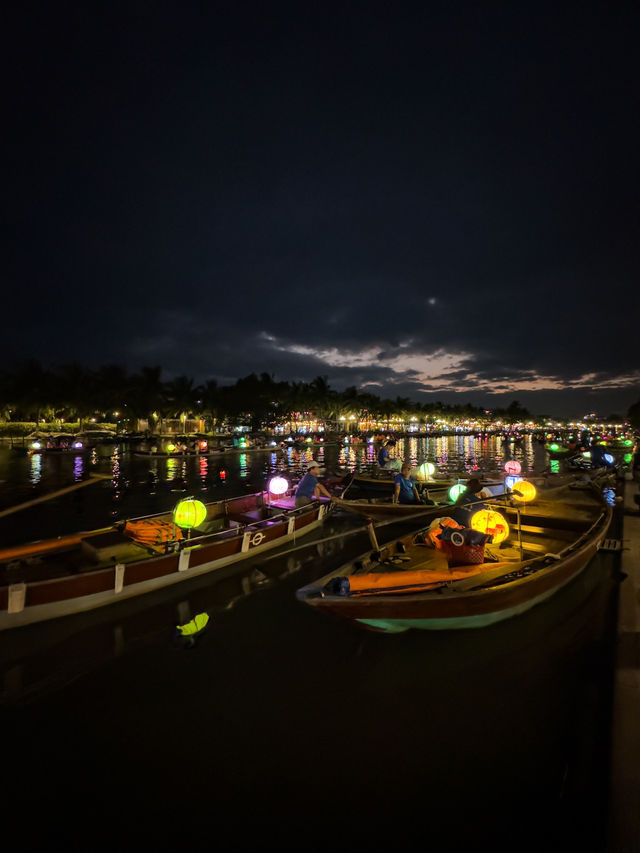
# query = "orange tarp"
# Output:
<box><xmin>346</xmin><ymin>564</ymin><xmax>484</xmax><ymax>594</ymax></box>
<box><xmin>125</xmin><ymin>518</ymin><xmax>183</xmax><ymax>546</ymax></box>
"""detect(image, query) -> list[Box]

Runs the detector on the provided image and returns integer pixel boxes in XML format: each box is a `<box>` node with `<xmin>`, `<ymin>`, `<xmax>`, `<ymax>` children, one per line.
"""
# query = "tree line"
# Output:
<box><xmin>0</xmin><ymin>358</ymin><xmax>556</xmax><ymax>433</ymax></box>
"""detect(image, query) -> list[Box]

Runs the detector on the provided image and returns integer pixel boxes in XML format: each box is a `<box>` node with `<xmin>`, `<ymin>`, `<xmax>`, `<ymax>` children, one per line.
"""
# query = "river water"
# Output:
<box><xmin>0</xmin><ymin>435</ymin><xmax>621</xmax><ymax>851</ymax></box>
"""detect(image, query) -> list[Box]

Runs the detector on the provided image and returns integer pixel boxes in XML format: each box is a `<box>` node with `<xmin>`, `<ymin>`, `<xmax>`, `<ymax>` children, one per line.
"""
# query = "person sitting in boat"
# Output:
<box><xmin>295</xmin><ymin>461</ymin><xmax>332</xmax><ymax>507</ymax></box>
<box><xmin>589</xmin><ymin>439</ymin><xmax>612</xmax><ymax>469</ymax></box>
<box><xmin>452</xmin><ymin>477</ymin><xmax>491</xmax><ymax>525</ymax></box>
<box><xmin>378</xmin><ymin>439</ymin><xmax>401</xmax><ymax>472</ymax></box>
<box><xmin>392</xmin><ymin>462</ymin><xmax>424</xmax><ymax>504</ymax></box>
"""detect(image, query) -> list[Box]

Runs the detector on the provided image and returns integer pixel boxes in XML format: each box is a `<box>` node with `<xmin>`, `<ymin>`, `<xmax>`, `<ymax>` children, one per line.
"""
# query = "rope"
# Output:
<box><xmin>257</xmin><ymin>511</ymin><xmax>429</xmax><ymax>563</ymax></box>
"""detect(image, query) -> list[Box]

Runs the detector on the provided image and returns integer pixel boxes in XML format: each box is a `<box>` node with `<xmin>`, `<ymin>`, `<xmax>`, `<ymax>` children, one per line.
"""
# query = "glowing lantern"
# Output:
<box><xmin>624</xmin><ymin>439</ymin><xmax>633</xmax><ymax>446</ymax></box>
<box><xmin>448</xmin><ymin>483</ymin><xmax>467</xmax><ymax>501</ymax></box>
<box><xmin>582</xmin><ymin>451</ymin><xmax>591</xmax><ymax>459</ymax></box>
<box><xmin>173</xmin><ymin>498</ymin><xmax>207</xmax><ymax>530</ymax></box>
<box><xmin>220</xmin><ymin>470</ymin><xmax>226</xmax><ymax>480</ymax></box>
<box><xmin>268</xmin><ymin>476</ymin><xmax>289</xmax><ymax>495</ymax></box>
<box><xmin>624</xmin><ymin>453</ymin><xmax>632</xmax><ymax>463</ymax></box>
<box><xmin>166</xmin><ymin>443</ymin><xmax>176</xmax><ymax>453</ymax></box>
<box><xmin>504</xmin><ymin>460</ymin><xmax>521</xmax><ymax>475</ymax></box>
<box><xmin>306</xmin><ymin>437</ymin><xmax>312</xmax><ymax>443</ymax></box>
<box><xmin>471</xmin><ymin>509</ymin><xmax>510</xmax><ymax>544</ymax></box>
<box><xmin>504</xmin><ymin>474</ymin><xmax>523</xmax><ymax>491</ymax></box>
<box><xmin>549</xmin><ymin>443</ymin><xmax>560</xmax><ymax>452</ymax></box>
<box><xmin>31</xmin><ymin>441</ymin><xmax>42</xmax><ymax>450</ymax></box>
<box><xmin>511</xmin><ymin>480</ymin><xmax>537</xmax><ymax>502</ymax></box>
<box><xmin>604</xmin><ymin>453</ymin><xmax>614</xmax><ymax>464</ymax></box>
<box><xmin>73</xmin><ymin>441</ymin><xmax>83</xmax><ymax>449</ymax></box>
<box><xmin>416</xmin><ymin>462</ymin><xmax>436</xmax><ymax>479</ymax></box>
<box><xmin>199</xmin><ymin>440</ymin><xmax>208</xmax><ymax>451</ymax></box>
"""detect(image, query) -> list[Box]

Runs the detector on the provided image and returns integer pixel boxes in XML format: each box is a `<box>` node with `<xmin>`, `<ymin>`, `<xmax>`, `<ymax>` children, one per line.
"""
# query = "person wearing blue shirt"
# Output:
<box><xmin>295</xmin><ymin>461</ymin><xmax>331</xmax><ymax>507</ymax></box>
<box><xmin>589</xmin><ymin>439</ymin><xmax>612</xmax><ymax>469</ymax></box>
<box><xmin>378</xmin><ymin>439</ymin><xmax>401</xmax><ymax>471</ymax></box>
<box><xmin>393</xmin><ymin>463</ymin><xmax>422</xmax><ymax>504</ymax></box>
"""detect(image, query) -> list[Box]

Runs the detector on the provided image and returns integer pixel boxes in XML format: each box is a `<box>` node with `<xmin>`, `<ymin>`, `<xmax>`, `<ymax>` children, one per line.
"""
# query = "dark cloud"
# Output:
<box><xmin>2</xmin><ymin>2</ymin><xmax>639</xmax><ymax>417</ymax></box>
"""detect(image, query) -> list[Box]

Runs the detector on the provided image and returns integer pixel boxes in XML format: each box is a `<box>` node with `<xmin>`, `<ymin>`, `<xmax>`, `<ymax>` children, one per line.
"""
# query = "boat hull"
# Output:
<box><xmin>297</xmin><ymin>485</ymin><xmax>613</xmax><ymax>633</ymax></box>
<box><xmin>0</xmin><ymin>498</ymin><xmax>327</xmax><ymax>630</ymax></box>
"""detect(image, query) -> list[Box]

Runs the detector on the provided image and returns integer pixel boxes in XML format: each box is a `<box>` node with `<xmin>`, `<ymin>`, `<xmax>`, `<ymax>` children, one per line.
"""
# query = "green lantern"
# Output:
<box><xmin>448</xmin><ymin>484</ymin><xmax>467</xmax><ymax>502</ymax></box>
<box><xmin>173</xmin><ymin>498</ymin><xmax>207</xmax><ymax>530</ymax></box>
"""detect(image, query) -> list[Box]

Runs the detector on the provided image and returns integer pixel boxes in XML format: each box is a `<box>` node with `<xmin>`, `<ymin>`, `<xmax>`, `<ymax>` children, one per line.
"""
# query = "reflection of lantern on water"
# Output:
<box><xmin>471</xmin><ymin>509</ymin><xmax>510</xmax><ymax>544</ymax></box>
<box><xmin>504</xmin><ymin>460</ymin><xmax>521</xmax><ymax>475</ymax></box>
<box><xmin>448</xmin><ymin>483</ymin><xmax>466</xmax><ymax>501</ymax></box>
<box><xmin>173</xmin><ymin>498</ymin><xmax>207</xmax><ymax>530</ymax></box>
<box><xmin>511</xmin><ymin>480</ymin><xmax>536</xmax><ymax>502</ymax></box>
<box><xmin>416</xmin><ymin>462</ymin><xmax>436</xmax><ymax>480</ymax></box>
<box><xmin>550</xmin><ymin>459</ymin><xmax>560</xmax><ymax>473</ymax></box>
<box><xmin>268</xmin><ymin>476</ymin><xmax>289</xmax><ymax>496</ymax></box>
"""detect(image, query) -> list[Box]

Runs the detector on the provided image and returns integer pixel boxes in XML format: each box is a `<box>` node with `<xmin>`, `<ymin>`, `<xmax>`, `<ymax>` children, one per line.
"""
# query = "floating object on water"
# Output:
<box><xmin>504</xmin><ymin>474</ymin><xmax>523</xmax><ymax>491</ymax></box>
<box><xmin>176</xmin><ymin>612</ymin><xmax>209</xmax><ymax>637</ymax></box>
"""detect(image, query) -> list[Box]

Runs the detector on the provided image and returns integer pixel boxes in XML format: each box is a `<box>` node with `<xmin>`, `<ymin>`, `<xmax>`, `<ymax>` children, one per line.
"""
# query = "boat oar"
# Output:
<box><xmin>0</xmin><ymin>474</ymin><xmax>112</xmax><ymax>519</ymax></box>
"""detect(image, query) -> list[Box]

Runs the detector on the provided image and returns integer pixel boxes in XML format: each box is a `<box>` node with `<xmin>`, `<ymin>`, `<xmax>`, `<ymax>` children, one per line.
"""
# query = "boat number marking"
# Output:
<box><xmin>250</xmin><ymin>532</ymin><xmax>265</xmax><ymax>546</ymax></box>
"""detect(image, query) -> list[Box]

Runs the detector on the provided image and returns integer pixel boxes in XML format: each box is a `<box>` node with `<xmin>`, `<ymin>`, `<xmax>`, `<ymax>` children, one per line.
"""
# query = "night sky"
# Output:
<box><xmin>4</xmin><ymin>1</ymin><xmax>639</xmax><ymax>417</ymax></box>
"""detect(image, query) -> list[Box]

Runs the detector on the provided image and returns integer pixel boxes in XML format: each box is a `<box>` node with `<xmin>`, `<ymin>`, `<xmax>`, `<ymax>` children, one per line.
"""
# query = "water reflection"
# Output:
<box><xmin>72</xmin><ymin>454</ymin><xmax>84</xmax><ymax>481</ymax></box>
<box><xmin>29</xmin><ymin>452</ymin><xmax>42</xmax><ymax>485</ymax></box>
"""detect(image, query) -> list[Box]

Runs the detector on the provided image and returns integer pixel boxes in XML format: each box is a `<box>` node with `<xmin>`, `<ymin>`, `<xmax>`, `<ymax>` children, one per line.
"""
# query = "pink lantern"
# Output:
<box><xmin>268</xmin><ymin>476</ymin><xmax>289</xmax><ymax>496</ymax></box>
<box><xmin>504</xmin><ymin>460</ymin><xmax>521</xmax><ymax>476</ymax></box>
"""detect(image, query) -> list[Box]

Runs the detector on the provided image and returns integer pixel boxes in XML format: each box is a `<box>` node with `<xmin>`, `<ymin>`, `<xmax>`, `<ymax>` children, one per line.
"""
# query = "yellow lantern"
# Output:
<box><xmin>511</xmin><ymin>480</ymin><xmax>536</xmax><ymax>502</ymax></box>
<box><xmin>471</xmin><ymin>509</ymin><xmax>510</xmax><ymax>545</ymax></box>
<box><xmin>173</xmin><ymin>498</ymin><xmax>207</xmax><ymax>529</ymax></box>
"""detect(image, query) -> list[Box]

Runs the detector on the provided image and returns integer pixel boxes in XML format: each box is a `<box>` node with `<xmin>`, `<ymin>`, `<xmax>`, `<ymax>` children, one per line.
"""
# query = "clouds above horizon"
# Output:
<box><xmin>2</xmin><ymin>3</ymin><xmax>639</xmax><ymax>418</ymax></box>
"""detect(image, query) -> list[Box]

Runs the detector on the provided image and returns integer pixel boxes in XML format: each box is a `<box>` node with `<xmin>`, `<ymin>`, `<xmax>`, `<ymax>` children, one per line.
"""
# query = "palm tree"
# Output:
<box><xmin>9</xmin><ymin>359</ymin><xmax>53</xmax><ymax>428</ymax></box>
<box><xmin>164</xmin><ymin>375</ymin><xmax>202</xmax><ymax>431</ymax></box>
<box><xmin>129</xmin><ymin>366</ymin><xmax>166</xmax><ymax>434</ymax></box>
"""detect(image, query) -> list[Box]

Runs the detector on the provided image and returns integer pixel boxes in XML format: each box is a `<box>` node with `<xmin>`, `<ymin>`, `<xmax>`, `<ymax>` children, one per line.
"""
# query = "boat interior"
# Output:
<box><xmin>0</xmin><ymin>493</ymin><xmax>311</xmax><ymax>586</ymax></box>
<box><xmin>316</xmin><ymin>481</ymin><xmax>612</xmax><ymax>596</ymax></box>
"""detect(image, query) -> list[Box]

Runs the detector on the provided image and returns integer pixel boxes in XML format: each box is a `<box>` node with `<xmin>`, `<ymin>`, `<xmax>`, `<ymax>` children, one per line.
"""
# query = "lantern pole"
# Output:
<box><xmin>516</xmin><ymin>506</ymin><xmax>523</xmax><ymax>559</ymax></box>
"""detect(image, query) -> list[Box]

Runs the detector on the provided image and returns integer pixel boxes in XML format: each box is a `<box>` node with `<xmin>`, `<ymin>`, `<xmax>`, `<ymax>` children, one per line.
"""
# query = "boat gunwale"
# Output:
<box><xmin>296</xmin><ymin>494</ymin><xmax>613</xmax><ymax>617</ymax></box>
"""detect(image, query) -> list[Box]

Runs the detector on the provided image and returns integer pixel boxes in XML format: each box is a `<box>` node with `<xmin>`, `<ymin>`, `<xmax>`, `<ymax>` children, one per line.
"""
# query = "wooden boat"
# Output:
<box><xmin>348</xmin><ymin>470</ymin><xmax>457</xmax><ymax>494</ymax></box>
<box><xmin>331</xmin><ymin>490</ymin><xmax>454</xmax><ymax>520</ymax></box>
<box><xmin>28</xmin><ymin>433</ymin><xmax>89</xmax><ymax>454</ymax></box>
<box><xmin>297</xmin><ymin>478</ymin><xmax>614</xmax><ymax>633</ymax></box>
<box><xmin>0</xmin><ymin>491</ymin><xmax>329</xmax><ymax>630</ymax></box>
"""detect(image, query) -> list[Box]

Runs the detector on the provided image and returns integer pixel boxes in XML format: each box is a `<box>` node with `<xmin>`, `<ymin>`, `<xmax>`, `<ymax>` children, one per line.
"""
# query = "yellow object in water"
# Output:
<box><xmin>176</xmin><ymin>612</ymin><xmax>210</xmax><ymax>636</ymax></box>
